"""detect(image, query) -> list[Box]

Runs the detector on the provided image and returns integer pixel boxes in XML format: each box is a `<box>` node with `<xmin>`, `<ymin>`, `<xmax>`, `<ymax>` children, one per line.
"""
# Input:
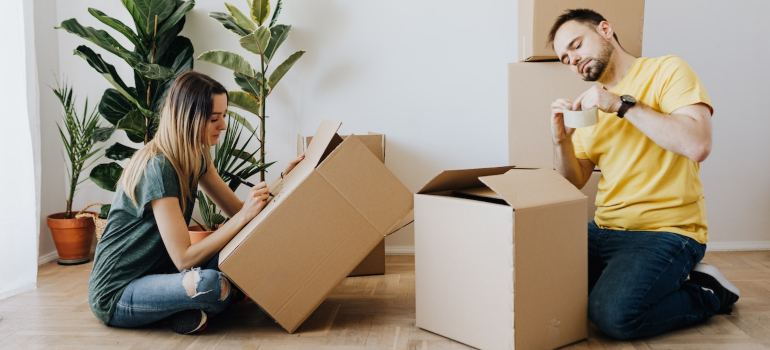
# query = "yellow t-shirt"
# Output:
<box><xmin>572</xmin><ymin>55</ymin><xmax>713</xmax><ymax>244</ymax></box>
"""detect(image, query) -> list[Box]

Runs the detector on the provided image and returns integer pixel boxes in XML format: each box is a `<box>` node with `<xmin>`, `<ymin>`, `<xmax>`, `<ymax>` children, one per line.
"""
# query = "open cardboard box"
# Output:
<box><xmin>415</xmin><ymin>166</ymin><xmax>588</xmax><ymax>350</ymax></box>
<box><xmin>518</xmin><ymin>0</ymin><xmax>645</xmax><ymax>61</ymax></box>
<box><xmin>298</xmin><ymin>132</ymin><xmax>387</xmax><ymax>276</ymax></box>
<box><xmin>219</xmin><ymin>120</ymin><xmax>413</xmax><ymax>333</ymax></box>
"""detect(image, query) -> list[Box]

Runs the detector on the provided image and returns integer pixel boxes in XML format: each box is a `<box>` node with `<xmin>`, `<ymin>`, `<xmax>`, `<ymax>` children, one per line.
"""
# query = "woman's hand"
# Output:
<box><xmin>284</xmin><ymin>153</ymin><xmax>305</xmax><ymax>176</ymax></box>
<box><xmin>238</xmin><ymin>181</ymin><xmax>271</xmax><ymax>223</ymax></box>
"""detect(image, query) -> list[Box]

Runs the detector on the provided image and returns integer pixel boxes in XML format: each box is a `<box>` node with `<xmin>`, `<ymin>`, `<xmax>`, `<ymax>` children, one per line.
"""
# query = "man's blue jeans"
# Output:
<box><xmin>108</xmin><ymin>256</ymin><xmax>232</xmax><ymax>328</ymax></box>
<box><xmin>588</xmin><ymin>221</ymin><xmax>721</xmax><ymax>340</ymax></box>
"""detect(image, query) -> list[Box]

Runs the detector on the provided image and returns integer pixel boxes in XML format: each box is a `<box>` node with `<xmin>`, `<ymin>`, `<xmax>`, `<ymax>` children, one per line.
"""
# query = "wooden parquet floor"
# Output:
<box><xmin>0</xmin><ymin>252</ymin><xmax>768</xmax><ymax>349</ymax></box>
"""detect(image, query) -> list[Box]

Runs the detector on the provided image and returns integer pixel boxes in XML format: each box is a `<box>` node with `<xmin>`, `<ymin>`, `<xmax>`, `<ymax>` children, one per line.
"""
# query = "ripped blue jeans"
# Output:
<box><xmin>108</xmin><ymin>255</ymin><xmax>232</xmax><ymax>328</ymax></box>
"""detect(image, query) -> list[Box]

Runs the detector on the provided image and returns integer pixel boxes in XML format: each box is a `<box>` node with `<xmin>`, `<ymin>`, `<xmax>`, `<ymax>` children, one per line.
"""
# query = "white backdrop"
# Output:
<box><xmin>37</xmin><ymin>0</ymin><xmax>770</xmax><ymax>261</ymax></box>
<box><xmin>0</xmin><ymin>0</ymin><xmax>40</xmax><ymax>300</ymax></box>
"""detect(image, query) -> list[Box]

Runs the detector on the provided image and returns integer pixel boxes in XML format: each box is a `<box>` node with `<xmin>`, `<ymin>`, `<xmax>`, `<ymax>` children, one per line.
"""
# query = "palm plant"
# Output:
<box><xmin>51</xmin><ymin>78</ymin><xmax>103</xmax><ymax>219</ymax></box>
<box><xmin>198</xmin><ymin>0</ymin><xmax>305</xmax><ymax>182</ymax></box>
<box><xmin>193</xmin><ymin>112</ymin><xmax>275</xmax><ymax>230</ymax></box>
<box><xmin>57</xmin><ymin>0</ymin><xmax>196</xmax><ymax>192</ymax></box>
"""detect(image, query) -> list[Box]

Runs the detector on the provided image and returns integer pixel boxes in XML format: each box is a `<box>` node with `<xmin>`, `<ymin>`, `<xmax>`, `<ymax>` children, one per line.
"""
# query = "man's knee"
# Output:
<box><xmin>588</xmin><ymin>294</ymin><xmax>641</xmax><ymax>340</ymax></box>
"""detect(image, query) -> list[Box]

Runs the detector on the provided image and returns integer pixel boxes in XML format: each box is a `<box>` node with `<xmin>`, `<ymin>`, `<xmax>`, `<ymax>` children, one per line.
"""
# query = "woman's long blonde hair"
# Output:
<box><xmin>120</xmin><ymin>71</ymin><xmax>227</xmax><ymax>213</ymax></box>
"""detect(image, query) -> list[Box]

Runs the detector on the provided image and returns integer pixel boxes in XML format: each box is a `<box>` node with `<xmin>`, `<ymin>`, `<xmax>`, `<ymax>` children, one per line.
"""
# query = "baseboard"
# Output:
<box><xmin>707</xmin><ymin>241</ymin><xmax>770</xmax><ymax>251</ymax></box>
<box><xmin>38</xmin><ymin>251</ymin><xmax>58</xmax><ymax>265</ymax></box>
<box><xmin>385</xmin><ymin>245</ymin><xmax>414</xmax><ymax>255</ymax></box>
<box><xmin>0</xmin><ymin>283</ymin><xmax>36</xmax><ymax>301</ymax></box>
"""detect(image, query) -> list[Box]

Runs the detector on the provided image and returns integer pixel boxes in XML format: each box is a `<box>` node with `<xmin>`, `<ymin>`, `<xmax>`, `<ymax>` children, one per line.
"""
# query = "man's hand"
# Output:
<box><xmin>551</xmin><ymin>98</ymin><xmax>577</xmax><ymax>144</ymax></box>
<box><xmin>284</xmin><ymin>153</ymin><xmax>305</xmax><ymax>176</ymax></box>
<box><xmin>573</xmin><ymin>86</ymin><xmax>622</xmax><ymax>114</ymax></box>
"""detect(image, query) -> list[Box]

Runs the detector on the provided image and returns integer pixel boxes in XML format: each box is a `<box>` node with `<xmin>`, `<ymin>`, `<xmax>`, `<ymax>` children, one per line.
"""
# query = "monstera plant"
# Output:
<box><xmin>57</xmin><ymin>0</ymin><xmax>196</xmax><ymax>193</ymax></box>
<box><xmin>198</xmin><ymin>0</ymin><xmax>305</xmax><ymax>182</ymax></box>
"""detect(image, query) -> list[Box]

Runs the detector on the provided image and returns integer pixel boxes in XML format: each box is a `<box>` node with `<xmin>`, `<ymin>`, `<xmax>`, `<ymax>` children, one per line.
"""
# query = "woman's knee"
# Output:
<box><xmin>181</xmin><ymin>268</ymin><xmax>231</xmax><ymax>301</ymax></box>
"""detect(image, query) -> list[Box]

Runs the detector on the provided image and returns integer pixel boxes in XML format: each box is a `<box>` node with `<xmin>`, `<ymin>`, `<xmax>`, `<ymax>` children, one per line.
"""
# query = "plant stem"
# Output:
<box><xmin>260</xmin><ymin>52</ymin><xmax>267</xmax><ymax>182</ymax></box>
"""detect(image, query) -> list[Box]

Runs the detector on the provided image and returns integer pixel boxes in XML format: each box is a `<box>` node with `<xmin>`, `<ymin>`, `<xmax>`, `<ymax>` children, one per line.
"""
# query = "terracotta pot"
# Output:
<box><xmin>188</xmin><ymin>225</ymin><xmax>214</xmax><ymax>244</ymax></box>
<box><xmin>47</xmin><ymin>212</ymin><xmax>97</xmax><ymax>265</ymax></box>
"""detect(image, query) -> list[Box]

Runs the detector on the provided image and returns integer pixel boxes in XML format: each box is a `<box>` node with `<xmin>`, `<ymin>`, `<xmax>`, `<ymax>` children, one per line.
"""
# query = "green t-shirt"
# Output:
<box><xmin>88</xmin><ymin>153</ymin><xmax>199</xmax><ymax>325</ymax></box>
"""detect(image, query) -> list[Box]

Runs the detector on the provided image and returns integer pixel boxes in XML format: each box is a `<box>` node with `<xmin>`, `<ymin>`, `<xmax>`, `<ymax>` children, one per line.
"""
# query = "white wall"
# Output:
<box><xmin>643</xmin><ymin>1</ymin><xmax>770</xmax><ymax>249</ymax></box>
<box><xmin>40</xmin><ymin>0</ymin><xmax>769</xmax><ymax>258</ymax></box>
<box><xmin>36</xmin><ymin>0</ymin><xmax>66</xmax><ymax>264</ymax></box>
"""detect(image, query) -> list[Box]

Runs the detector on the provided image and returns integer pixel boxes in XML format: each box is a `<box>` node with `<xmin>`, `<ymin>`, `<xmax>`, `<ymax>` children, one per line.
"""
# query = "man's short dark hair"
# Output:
<box><xmin>547</xmin><ymin>9</ymin><xmax>620</xmax><ymax>49</ymax></box>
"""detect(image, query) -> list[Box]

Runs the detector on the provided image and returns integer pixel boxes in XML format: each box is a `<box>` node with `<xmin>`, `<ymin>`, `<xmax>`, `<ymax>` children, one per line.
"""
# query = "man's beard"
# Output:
<box><xmin>582</xmin><ymin>41</ymin><xmax>614</xmax><ymax>82</ymax></box>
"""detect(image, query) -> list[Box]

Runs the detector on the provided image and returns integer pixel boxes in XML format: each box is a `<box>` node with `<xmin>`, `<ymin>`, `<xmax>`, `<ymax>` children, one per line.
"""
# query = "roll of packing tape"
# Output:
<box><xmin>563</xmin><ymin>106</ymin><xmax>599</xmax><ymax>128</ymax></box>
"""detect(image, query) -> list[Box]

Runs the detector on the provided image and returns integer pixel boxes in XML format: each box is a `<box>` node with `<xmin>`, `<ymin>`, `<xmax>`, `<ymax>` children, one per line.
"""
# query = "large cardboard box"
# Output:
<box><xmin>298</xmin><ymin>133</ymin><xmax>387</xmax><ymax>276</ymax></box>
<box><xmin>508</xmin><ymin>61</ymin><xmax>599</xmax><ymax>168</ymax></box>
<box><xmin>581</xmin><ymin>170</ymin><xmax>601</xmax><ymax>222</ymax></box>
<box><xmin>415</xmin><ymin>167</ymin><xmax>588</xmax><ymax>350</ymax></box>
<box><xmin>518</xmin><ymin>0</ymin><xmax>645</xmax><ymax>62</ymax></box>
<box><xmin>220</xmin><ymin>120</ymin><xmax>413</xmax><ymax>333</ymax></box>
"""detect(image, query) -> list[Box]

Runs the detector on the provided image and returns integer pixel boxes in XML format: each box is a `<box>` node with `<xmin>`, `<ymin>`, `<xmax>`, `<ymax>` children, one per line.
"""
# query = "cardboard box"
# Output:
<box><xmin>415</xmin><ymin>167</ymin><xmax>588</xmax><ymax>350</ymax></box>
<box><xmin>298</xmin><ymin>133</ymin><xmax>387</xmax><ymax>276</ymax></box>
<box><xmin>519</xmin><ymin>0</ymin><xmax>645</xmax><ymax>61</ymax></box>
<box><xmin>220</xmin><ymin>120</ymin><xmax>413</xmax><ymax>333</ymax></box>
<box><xmin>508</xmin><ymin>61</ymin><xmax>599</xmax><ymax>169</ymax></box>
<box><xmin>581</xmin><ymin>170</ymin><xmax>601</xmax><ymax>222</ymax></box>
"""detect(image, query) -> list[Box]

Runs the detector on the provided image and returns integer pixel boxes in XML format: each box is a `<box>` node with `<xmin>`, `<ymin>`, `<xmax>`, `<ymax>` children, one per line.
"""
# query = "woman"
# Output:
<box><xmin>88</xmin><ymin>71</ymin><xmax>303</xmax><ymax>334</ymax></box>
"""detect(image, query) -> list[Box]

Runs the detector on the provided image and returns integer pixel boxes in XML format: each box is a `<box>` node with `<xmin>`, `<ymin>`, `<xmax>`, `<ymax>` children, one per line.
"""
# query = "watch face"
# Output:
<box><xmin>622</xmin><ymin>95</ymin><xmax>636</xmax><ymax>105</ymax></box>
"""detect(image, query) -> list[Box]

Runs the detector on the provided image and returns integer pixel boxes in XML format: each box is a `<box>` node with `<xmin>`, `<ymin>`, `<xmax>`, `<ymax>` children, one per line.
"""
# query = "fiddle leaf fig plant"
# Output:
<box><xmin>198</xmin><ymin>0</ymin><xmax>305</xmax><ymax>182</ymax></box>
<box><xmin>57</xmin><ymin>0</ymin><xmax>196</xmax><ymax>192</ymax></box>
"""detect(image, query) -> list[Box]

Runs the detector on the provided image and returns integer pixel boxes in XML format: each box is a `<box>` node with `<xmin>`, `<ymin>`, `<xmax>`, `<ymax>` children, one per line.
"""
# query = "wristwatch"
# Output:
<box><xmin>617</xmin><ymin>95</ymin><xmax>636</xmax><ymax>118</ymax></box>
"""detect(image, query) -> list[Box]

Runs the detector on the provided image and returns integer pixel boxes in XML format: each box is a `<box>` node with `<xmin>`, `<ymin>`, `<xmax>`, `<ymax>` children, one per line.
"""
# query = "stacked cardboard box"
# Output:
<box><xmin>220</xmin><ymin>120</ymin><xmax>413</xmax><ymax>333</ymax></box>
<box><xmin>298</xmin><ymin>133</ymin><xmax>387</xmax><ymax>276</ymax></box>
<box><xmin>416</xmin><ymin>1</ymin><xmax>645</xmax><ymax>349</ymax></box>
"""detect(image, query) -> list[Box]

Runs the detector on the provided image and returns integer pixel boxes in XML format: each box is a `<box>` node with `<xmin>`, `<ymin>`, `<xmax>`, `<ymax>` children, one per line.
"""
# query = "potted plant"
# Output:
<box><xmin>46</xmin><ymin>78</ymin><xmax>104</xmax><ymax>265</ymax></box>
<box><xmin>56</xmin><ymin>0</ymin><xmax>196</xmax><ymax>195</ymax></box>
<box><xmin>198</xmin><ymin>0</ymin><xmax>305</xmax><ymax>182</ymax></box>
<box><xmin>190</xmin><ymin>113</ymin><xmax>274</xmax><ymax>243</ymax></box>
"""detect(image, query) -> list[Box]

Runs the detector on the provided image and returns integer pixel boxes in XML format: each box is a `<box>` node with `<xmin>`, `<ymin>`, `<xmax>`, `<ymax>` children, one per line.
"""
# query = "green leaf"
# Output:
<box><xmin>122</xmin><ymin>0</ymin><xmax>176</xmax><ymax>38</ymax></box>
<box><xmin>269</xmin><ymin>0</ymin><xmax>282</xmax><ymax>27</ymax></box>
<box><xmin>209</xmin><ymin>12</ymin><xmax>250</xmax><ymax>37</ymax></box>
<box><xmin>131</xmin><ymin>61</ymin><xmax>175</xmax><ymax>80</ymax></box>
<box><xmin>117</xmin><ymin>109</ymin><xmax>147</xmax><ymax>143</ymax></box>
<box><xmin>264</xmin><ymin>24</ymin><xmax>290</xmax><ymax>63</ymax></box>
<box><xmin>156</xmin><ymin>0</ymin><xmax>195</xmax><ymax>35</ymax></box>
<box><xmin>226</xmin><ymin>3</ymin><xmax>256</xmax><ymax>32</ymax></box>
<box><xmin>57</xmin><ymin>18</ymin><xmax>143</xmax><ymax>63</ymax></box>
<box><xmin>231</xmin><ymin>148</ymin><xmax>257</xmax><ymax>163</ymax></box>
<box><xmin>90</xmin><ymin>162</ymin><xmax>123</xmax><ymax>191</ymax></box>
<box><xmin>228</xmin><ymin>91</ymin><xmax>261</xmax><ymax>117</ymax></box>
<box><xmin>93</xmin><ymin>126</ymin><xmax>117</xmax><ymax>142</ymax></box>
<box><xmin>73</xmin><ymin>46</ymin><xmax>137</xmax><ymax>104</ymax></box>
<box><xmin>197</xmin><ymin>50</ymin><xmax>253</xmax><ymax>77</ymax></box>
<box><xmin>268</xmin><ymin>50</ymin><xmax>305</xmax><ymax>91</ymax></box>
<box><xmin>239</xmin><ymin>26</ymin><xmax>271</xmax><ymax>56</ymax></box>
<box><xmin>227</xmin><ymin>110</ymin><xmax>256</xmax><ymax>134</ymax></box>
<box><xmin>99</xmin><ymin>89</ymin><xmax>133</xmax><ymax>126</ymax></box>
<box><xmin>87</xmin><ymin>8</ymin><xmax>143</xmax><ymax>51</ymax></box>
<box><xmin>234</xmin><ymin>71</ymin><xmax>262</xmax><ymax>97</ymax></box>
<box><xmin>99</xmin><ymin>204</ymin><xmax>111</xmax><ymax>219</ymax></box>
<box><xmin>250</xmin><ymin>0</ymin><xmax>270</xmax><ymax>26</ymax></box>
<box><xmin>105</xmin><ymin>142</ymin><xmax>138</xmax><ymax>161</ymax></box>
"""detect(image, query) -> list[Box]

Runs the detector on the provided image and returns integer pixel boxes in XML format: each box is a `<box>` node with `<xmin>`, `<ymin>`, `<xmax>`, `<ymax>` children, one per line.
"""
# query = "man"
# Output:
<box><xmin>548</xmin><ymin>9</ymin><xmax>739</xmax><ymax>340</ymax></box>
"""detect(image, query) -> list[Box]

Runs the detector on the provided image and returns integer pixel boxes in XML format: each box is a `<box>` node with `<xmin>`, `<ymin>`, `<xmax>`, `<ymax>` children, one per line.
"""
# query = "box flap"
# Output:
<box><xmin>282</xmin><ymin>120</ymin><xmax>342</xmax><ymax>194</ymax></box>
<box><xmin>478</xmin><ymin>168</ymin><xmax>586</xmax><ymax>209</ymax></box>
<box><xmin>316</xmin><ymin>134</ymin><xmax>413</xmax><ymax>236</ymax></box>
<box><xmin>417</xmin><ymin>166</ymin><xmax>516</xmax><ymax>194</ymax></box>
